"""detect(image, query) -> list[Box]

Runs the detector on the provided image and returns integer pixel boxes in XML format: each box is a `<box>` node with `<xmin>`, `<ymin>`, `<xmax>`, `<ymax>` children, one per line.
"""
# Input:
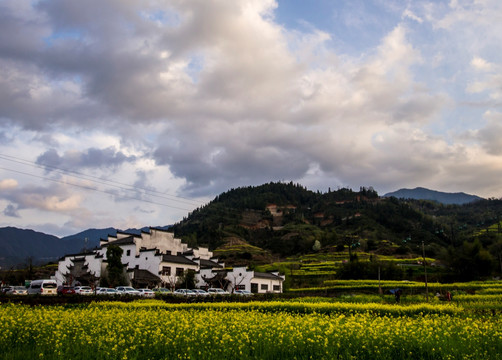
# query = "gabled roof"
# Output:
<box><xmin>199</xmin><ymin>258</ymin><xmax>223</xmax><ymax>269</ymax></box>
<box><xmin>129</xmin><ymin>268</ymin><xmax>161</xmax><ymax>282</ymax></box>
<box><xmin>161</xmin><ymin>254</ymin><xmax>197</xmax><ymax>266</ymax></box>
<box><xmin>101</xmin><ymin>235</ymin><xmax>135</xmax><ymax>247</ymax></box>
<box><xmin>254</xmin><ymin>272</ymin><xmax>284</xmax><ymax>281</ymax></box>
<box><xmin>59</xmin><ymin>251</ymin><xmax>96</xmax><ymax>260</ymax></box>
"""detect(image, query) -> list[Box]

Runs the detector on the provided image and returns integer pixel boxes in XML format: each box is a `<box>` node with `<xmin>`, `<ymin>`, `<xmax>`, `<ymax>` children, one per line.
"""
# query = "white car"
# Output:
<box><xmin>137</xmin><ymin>288</ymin><xmax>155</xmax><ymax>298</ymax></box>
<box><xmin>5</xmin><ymin>286</ymin><xmax>28</xmax><ymax>295</ymax></box>
<box><xmin>97</xmin><ymin>288</ymin><xmax>120</xmax><ymax>296</ymax></box>
<box><xmin>191</xmin><ymin>289</ymin><xmax>209</xmax><ymax>296</ymax></box>
<box><xmin>207</xmin><ymin>288</ymin><xmax>230</xmax><ymax>295</ymax></box>
<box><xmin>115</xmin><ymin>286</ymin><xmax>141</xmax><ymax>296</ymax></box>
<box><xmin>174</xmin><ymin>289</ymin><xmax>196</xmax><ymax>296</ymax></box>
<box><xmin>234</xmin><ymin>290</ymin><xmax>253</xmax><ymax>296</ymax></box>
<box><xmin>74</xmin><ymin>286</ymin><xmax>93</xmax><ymax>295</ymax></box>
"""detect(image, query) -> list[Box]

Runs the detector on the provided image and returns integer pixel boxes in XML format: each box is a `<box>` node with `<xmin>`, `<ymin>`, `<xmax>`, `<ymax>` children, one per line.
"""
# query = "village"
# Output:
<box><xmin>54</xmin><ymin>227</ymin><xmax>285</xmax><ymax>294</ymax></box>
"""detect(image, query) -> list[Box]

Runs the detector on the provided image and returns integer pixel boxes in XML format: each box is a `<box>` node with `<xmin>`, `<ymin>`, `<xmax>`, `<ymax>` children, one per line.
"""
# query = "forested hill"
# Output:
<box><xmin>172</xmin><ymin>182</ymin><xmax>502</xmax><ymax>280</ymax></box>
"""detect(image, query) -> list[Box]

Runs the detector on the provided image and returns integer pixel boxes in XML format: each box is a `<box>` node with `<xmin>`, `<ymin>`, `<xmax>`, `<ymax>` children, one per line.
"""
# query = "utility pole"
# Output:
<box><xmin>422</xmin><ymin>239</ymin><xmax>429</xmax><ymax>302</ymax></box>
<box><xmin>378</xmin><ymin>264</ymin><xmax>382</xmax><ymax>295</ymax></box>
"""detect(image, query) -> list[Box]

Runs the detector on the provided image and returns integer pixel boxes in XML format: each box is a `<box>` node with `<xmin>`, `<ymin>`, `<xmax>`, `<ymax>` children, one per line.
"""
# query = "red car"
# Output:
<box><xmin>57</xmin><ymin>286</ymin><xmax>76</xmax><ymax>295</ymax></box>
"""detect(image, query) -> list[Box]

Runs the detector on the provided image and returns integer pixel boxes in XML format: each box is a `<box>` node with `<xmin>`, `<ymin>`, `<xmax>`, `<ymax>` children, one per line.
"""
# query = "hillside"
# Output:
<box><xmin>0</xmin><ymin>227</ymin><xmax>66</xmax><ymax>268</ymax></box>
<box><xmin>172</xmin><ymin>182</ymin><xmax>502</xmax><ymax>281</ymax></box>
<box><xmin>2</xmin><ymin>182</ymin><xmax>502</xmax><ymax>281</ymax></box>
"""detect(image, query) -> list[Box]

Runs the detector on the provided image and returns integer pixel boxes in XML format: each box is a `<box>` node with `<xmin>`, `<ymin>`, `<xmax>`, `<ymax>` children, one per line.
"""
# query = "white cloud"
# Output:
<box><xmin>471</xmin><ymin>56</ymin><xmax>494</xmax><ymax>71</ymax></box>
<box><xmin>1</xmin><ymin>0</ymin><xmax>502</xmax><ymax>234</ymax></box>
<box><xmin>403</xmin><ymin>9</ymin><xmax>423</xmax><ymax>23</ymax></box>
<box><xmin>0</xmin><ymin>178</ymin><xmax>18</xmax><ymax>190</ymax></box>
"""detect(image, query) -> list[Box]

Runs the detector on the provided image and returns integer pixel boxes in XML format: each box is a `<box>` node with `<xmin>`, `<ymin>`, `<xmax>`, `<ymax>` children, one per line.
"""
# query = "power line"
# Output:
<box><xmin>0</xmin><ymin>166</ymin><xmax>194</xmax><ymax>212</ymax></box>
<box><xmin>0</xmin><ymin>153</ymin><xmax>204</xmax><ymax>207</ymax></box>
<box><xmin>0</xmin><ymin>154</ymin><xmax>254</xmax><ymax>221</ymax></box>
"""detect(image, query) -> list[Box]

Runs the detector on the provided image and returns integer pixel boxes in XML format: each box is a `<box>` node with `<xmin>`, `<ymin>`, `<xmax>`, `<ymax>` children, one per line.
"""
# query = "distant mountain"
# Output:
<box><xmin>383</xmin><ymin>187</ymin><xmax>484</xmax><ymax>205</ymax></box>
<box><xmin>60</xmin><ymin>227</ymin><xmax>118</xmax><ymax>252</ymax></box>
<box><xmin>0</xmin><ymin>225</ymin><xmax>171</xmax><ymax>269</ymax></box>
<box><xmin>0</xmin><ymin>227</ymin><xmax>67</xmax><ymax>269</ymax></box>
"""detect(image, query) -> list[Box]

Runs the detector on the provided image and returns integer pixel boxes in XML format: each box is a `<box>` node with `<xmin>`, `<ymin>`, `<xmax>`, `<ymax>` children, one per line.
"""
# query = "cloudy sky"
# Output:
<box><xmin>1</xmin><ymin>0</ymin><xmax>502</xmax><ymax>237</ymax></box>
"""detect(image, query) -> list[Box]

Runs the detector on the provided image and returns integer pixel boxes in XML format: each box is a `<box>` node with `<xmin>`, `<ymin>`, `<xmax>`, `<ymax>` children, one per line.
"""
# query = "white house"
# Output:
<box><xmin>197</xmin><ymin>266</ymin><xmax>285</xmax><ymax>294</ymax></box>
<box><xmin>55</xmin><ymin>227</ymin><xmax>285</xmax><ymax>293</ymax></box>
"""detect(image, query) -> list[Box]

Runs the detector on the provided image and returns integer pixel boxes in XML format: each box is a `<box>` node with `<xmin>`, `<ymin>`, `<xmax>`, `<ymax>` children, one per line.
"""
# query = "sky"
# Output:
<box><xmin>1</xmin><ymin>0</ymin><xmax>502</xmax><ymax>237</ymax></box>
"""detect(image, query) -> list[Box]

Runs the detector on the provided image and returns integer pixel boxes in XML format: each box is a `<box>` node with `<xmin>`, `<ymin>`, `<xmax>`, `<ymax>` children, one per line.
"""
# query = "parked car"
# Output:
<box><xmin>5</xmin><ymin>286</ymin><xmax>28</xmax><ymax>295</ymax></box>
<box><xmin>137</xmin><ymin>289</ymin><xmax>155</xmax><ymax>298</ymax></box>
<box><xmin>207</xmin><ymin>288</ymin><xmax>229</xmax><ymax>295</ymax></box>
<box><xmin>174</xmin><ymin>289</ymin><xmax>196</xmax><ymax>296</ymax></box>
<box><xmin>1</xmin><ymin>286</ymin><xmax>12</xmax><ymax>294</ymax></box>
<box><xmin>57</xmin><ymin>286</ymin><xmax>76</xmax><ymax>295</ymax></box>
<box><xmin>97</xmin><ymin>288</ymin><xmax>120</xmax><ymax>296</ymax></box>
<box><xmin>152</xmin><ymin>287</ymin><xmax>171</xmax><ymax>295</ymax></box>
<box><xmin>27</xmin><ymin>279</ymin><xmax>58</xmax><ymax>295</ymax></box>
<box><xmin>74</xmin><ymin>286</ymin><xmax>93</xmax><ymax>295</ymax></box>
<box><xmin>234</xmin><ymin>290</ymin><xmax>253</xmax><ymax>296</ymax></box>
<box><xmin>191</xmin><ymin>289</ymin><xmax>209</xmax><ymax>296</ymax></box>
<box><xmin>115</xmin><ymin>286</ymin><xmax>141</xmax><ymax>296</ymax></box>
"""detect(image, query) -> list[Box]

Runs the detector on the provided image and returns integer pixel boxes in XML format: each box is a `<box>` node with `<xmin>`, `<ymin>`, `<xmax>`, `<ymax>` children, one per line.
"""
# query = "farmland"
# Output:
<box><xmin>1</xmin><ymin>282</ymin><xmax>502</xmax><ymax>360</ymax></box>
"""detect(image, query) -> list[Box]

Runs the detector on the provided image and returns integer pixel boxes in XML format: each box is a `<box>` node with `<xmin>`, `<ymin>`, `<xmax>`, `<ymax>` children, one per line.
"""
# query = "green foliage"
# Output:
<box><xmin>444</xmin><ymin>239</ymin><xmax>494</xmax><ymax>281</ymax></box>
<box><xmin>176</xmin><ymin>269</ymin><xmax>196</xmax><ymax>289</ymax></box>
<box><xmin>103</xmin><ymin>245</ymin><xmax>126</xmax><ymax>287</ymax></box>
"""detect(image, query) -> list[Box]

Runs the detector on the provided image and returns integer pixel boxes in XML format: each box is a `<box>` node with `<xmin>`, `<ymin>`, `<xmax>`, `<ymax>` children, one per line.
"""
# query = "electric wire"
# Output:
<box><xmin>0</xmin><ymin>153</ymin><xmax>204</xmax><ymax>207</ymax></box>
<box><xmin>0</xmin><ymin>154</ymin><xmax>264</xmax><ymax>222</ymax></box>
<box><xmin>0</xmin><ymin>165</ymin><xmax>194</xmax><ymax>211</ymax></box>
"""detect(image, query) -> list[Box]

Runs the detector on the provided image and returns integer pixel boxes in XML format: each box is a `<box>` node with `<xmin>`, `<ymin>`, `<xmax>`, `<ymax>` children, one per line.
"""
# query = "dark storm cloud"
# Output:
<box><xmin>3</xmin><ymin>204</ymin><xmax>20</xmax><ymax>218</ymax></box>
<box><xmin>36</xmin><ymin>147</ymin><xmax>137</xmax><ymax>171</ymax></box>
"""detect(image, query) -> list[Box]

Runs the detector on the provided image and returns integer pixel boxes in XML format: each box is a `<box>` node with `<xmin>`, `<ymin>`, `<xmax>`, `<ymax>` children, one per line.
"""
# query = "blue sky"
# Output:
<box><xmin>1</xmin><ymin>0</ymin><xmax>502</xmax><ymax>236</ymax></box>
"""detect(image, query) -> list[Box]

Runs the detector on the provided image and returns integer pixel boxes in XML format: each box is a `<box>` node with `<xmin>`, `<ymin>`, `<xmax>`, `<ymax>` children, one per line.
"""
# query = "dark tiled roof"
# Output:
<box><xmin>254</xmin><ymin>272</ymin><xmax>284</xmax><ymax>280</ymax></box>
<box><xmin>130</xmin><ymin>268</ymin><xmax>161</xmax><ymax>282</ymax></box>
<box><xmin>61</xmin><ymin>251</ymin><xmax>96</xmax><ymax>259</ymax></box>
<box><xmin>161</xmin><ymin>254</ymin><xmax>196</xmax><ymax>266</ymax></box>
<box><xmin>199</xmin><ymin>258</ymin><xmax>223</xmax><ymax>269</ymax></box>
<box><xmin>101</xmin><ymin>235</ymin><xmax>135</xmax><ymax>247</ymax></box>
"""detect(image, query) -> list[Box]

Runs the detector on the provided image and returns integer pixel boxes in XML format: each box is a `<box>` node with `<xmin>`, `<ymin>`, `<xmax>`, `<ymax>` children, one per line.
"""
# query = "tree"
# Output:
<box><xmin>176</xmin><ymin>269</ymin><xmax>196</xmax><ymax>290</ymax></box>
<box><xmin>312</xmin><ymin>240</ymin><xmax>321</xmax><ymax>251</ymax></box>
<box><xmin>104</xmin><ymin>245</ymin><xmax>126</xmax><ymax>287</ymax></box>
<box><xmin>445</xmin><ymin>239</ymin><xmax>494</xmax><ymax>281</ymax></box>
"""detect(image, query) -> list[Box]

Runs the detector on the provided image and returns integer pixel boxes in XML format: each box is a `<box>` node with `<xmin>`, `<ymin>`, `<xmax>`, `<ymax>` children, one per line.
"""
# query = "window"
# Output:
<box><xmin>176</xmin><ymin>267</ymin><xmax>184</xmax><ymax>276</ymax></box>
<box><xmin>162</xmin><ymin>266</ymin><xmax>171</xmax><ymax>276</ymax></box>
<box><xmin>273</xmin><ymin>285</ymin><xmax>280</xmax><ymax>291</ymax></box>
<box><xmin>126</xmin><ymin>250</ymin><xmax>131</xmax><ymax>256</ymax></box>
<box><xmin>251</xmin><ymin>283</ymin><xmax>258</xmax><ymax>293</ymax></box>
<box><xmin>235</xmin><ymin>284</ymin><xmax>245</xmax><ymax>290</ymax></box>
<box><xmin>260</xmin><ymin>284</ymin><xmax>268</xmax><ymax>291</ymax></box>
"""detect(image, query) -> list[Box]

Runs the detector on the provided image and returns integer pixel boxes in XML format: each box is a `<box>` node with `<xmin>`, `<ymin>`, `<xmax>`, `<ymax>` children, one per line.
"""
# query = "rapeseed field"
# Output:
<box><xmin>1</xmin><ymin>299</ymin><xmax>501</xmax><ymax>359</ymax></box>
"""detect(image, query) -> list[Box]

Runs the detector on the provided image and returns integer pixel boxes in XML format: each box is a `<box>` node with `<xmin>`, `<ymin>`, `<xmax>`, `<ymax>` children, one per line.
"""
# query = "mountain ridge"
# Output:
<box><xmin>0</xmin><ymin>225</ymin><xmax>171</xmax><ymax>269</ymax></box>
<box><xmin>383</xmin><ymin>187</ymin><xmax>484</xmax><ymax>205</ymax></box>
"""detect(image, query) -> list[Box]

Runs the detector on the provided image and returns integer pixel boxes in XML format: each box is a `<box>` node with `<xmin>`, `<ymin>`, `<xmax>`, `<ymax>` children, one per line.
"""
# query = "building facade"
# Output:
<box><xmin>55</xmin><ymin>227</ymin><xmax>285</xmax><ymax>293</ymax></box>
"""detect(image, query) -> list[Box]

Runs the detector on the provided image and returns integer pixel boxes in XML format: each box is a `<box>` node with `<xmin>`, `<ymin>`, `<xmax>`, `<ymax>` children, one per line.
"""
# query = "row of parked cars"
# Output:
<box><xmin>2</xmin><ymin>283</ymin><xmax>254</xmax><ymax>297</ymax></box>
<box><xmin>171</xmin><ymin>288</ymin><xmax>253</xmax><ymax>296</ymax></box>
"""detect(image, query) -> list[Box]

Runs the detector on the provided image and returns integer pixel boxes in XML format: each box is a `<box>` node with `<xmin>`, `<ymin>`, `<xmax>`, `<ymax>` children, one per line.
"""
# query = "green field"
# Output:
<box><xmin>1</xmin><ymin>284</ymin><xmax>502</xmax><ymax>360</ymax></box>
